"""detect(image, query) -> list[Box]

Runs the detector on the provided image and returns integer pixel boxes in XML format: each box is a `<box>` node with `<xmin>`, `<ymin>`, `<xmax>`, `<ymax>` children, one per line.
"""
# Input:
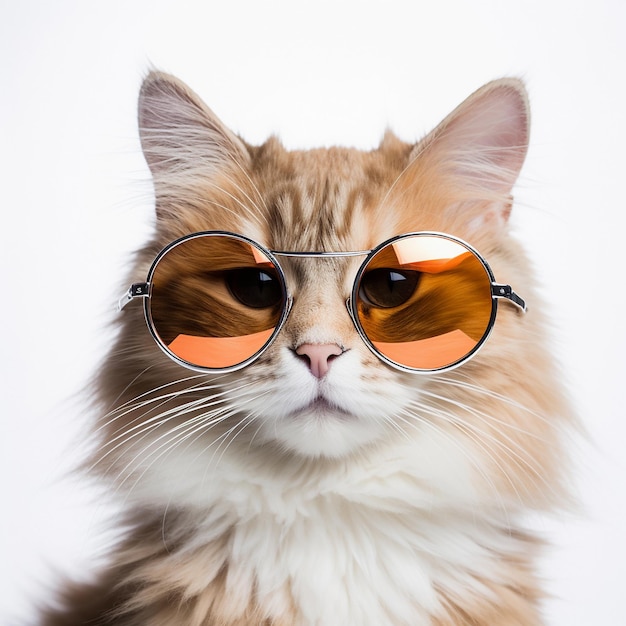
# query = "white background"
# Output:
<box><xmin>1</xmin><ymin>1</ymin><xmax>624</xmax><ymax>624</ymax></box>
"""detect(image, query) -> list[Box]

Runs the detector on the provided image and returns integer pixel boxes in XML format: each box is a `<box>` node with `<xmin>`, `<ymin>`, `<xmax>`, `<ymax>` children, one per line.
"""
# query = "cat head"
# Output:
<box><xmin>96</xmin><ymin>73</ymin><xmax>567</xmax><ymax>510</ymax></box>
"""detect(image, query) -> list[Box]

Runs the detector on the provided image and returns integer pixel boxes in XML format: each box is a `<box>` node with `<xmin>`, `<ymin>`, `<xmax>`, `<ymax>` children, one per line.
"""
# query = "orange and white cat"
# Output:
<box><xmin>40</xmin><ymin>72</ymin><xmax>571</xmax><ymax>625</ymax></box>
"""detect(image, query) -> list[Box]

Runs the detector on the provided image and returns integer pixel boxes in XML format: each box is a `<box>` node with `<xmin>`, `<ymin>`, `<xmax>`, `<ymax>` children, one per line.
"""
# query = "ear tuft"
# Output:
<box><xmin>138</xmin><ymin>71</ymin><xmax>249</xmax><ymax>177</ymax></box>
<box><xmin>406</xmin><ymin>78</ymin><xmax>530</xmax><ymax>231</ymax></box>
<box><xmin>424</xmin><ymin>78</ymin><xmax>529</xmax><ymax>188</ymax></box>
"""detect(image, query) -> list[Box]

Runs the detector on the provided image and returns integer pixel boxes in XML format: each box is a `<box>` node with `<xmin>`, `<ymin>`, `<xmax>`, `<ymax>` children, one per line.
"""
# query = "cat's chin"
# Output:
<box><xmin>257</xmin><ymin>399</ymin><xmax>384</xmax><ymax>459</ymax></box>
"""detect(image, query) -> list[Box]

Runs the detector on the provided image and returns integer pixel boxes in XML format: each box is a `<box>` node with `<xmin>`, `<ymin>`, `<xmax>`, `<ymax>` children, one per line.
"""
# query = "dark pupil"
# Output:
<box><xmin>360</xmin><ymin>268</ymin><xmax>420</xmax><ymax>308</ymax></box>
<box><xmin>226</xmin><ymin>268</ymin><xmax>282</xmax><ymax>309</ymax></box>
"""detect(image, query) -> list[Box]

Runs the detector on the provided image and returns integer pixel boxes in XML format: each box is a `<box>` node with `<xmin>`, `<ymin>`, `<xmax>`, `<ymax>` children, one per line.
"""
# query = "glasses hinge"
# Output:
<box><xmin>492</xmin><ymin>283</ymin><xmax>527</xmax><ymax>313</ymax></box>
<box><xmin>117</xmin><ymin>282</ymin><xmax>150</xmax><ymax>312</ymax></box>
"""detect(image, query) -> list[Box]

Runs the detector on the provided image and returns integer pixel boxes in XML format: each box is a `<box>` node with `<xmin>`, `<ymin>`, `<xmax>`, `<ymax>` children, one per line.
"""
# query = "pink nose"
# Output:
<box><xmin>295</xmin><ymin>343</ymin><xmax>344</xmax><ymax>379</ymax></box>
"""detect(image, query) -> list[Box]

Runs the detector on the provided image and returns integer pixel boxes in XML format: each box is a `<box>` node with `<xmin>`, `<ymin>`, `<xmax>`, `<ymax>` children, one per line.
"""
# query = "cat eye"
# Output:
<box><xmin>225</xmin><ymin>268</ymin><xmax>283</xmax><ymax>309</ymax></box>
<box><xmin>359</xmin><ymin>268</ymin><xmax>420</xmax><ymax>308</ymax></box>
<box><xmin>118</xmin><ymin>231</ymin><xmax>526</xmax><ymax>374</ymax></box>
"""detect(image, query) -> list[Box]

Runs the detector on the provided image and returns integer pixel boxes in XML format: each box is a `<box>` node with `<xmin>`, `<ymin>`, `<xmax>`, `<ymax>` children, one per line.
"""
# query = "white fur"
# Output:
<box><xmin>117</xmin><ymin>348</ymin><xmax>528</xmax><ymax>625</ymax></box>
<box><xmin>125</xmin><ymin>433</ymin><xmax>527</xmax><ymax>625</ymax></box>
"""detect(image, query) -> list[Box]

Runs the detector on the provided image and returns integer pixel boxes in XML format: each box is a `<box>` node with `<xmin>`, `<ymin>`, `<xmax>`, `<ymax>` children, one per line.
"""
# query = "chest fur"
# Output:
<box><xmin>119</xmin><ymin>496</ymin><xmax>535</xmax><ymax>626</ymax></box>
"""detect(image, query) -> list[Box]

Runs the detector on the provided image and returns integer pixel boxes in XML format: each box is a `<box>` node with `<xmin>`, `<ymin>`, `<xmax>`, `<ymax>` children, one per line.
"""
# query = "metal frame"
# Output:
<box><xmin>348</xmin><ymin>232</ymin><xmax>525</xmax><ymax>373</ymax></box>
<box><xmin>118</xmin><ymin>230</ymin><xmax>526</xmax><ymax>374</ymax></box>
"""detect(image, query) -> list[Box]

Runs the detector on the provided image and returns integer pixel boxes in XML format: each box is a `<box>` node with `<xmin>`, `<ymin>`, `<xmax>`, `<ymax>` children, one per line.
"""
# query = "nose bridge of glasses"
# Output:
<box><xmin>273</xmin><ymin>248</ymin><xmax>367</xmax><ymax>303</ymax></box>
<box><xmin>270</xmin><ymin>249</ymin><xmax>372</xmax><ymax>259</ymax></box>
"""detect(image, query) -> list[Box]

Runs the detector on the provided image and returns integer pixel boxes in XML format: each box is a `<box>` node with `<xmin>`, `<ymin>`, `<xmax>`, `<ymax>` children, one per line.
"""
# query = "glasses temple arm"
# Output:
<box><xmin>117</xmin><ymin>282</ymin><xmax>150</xmax><ymax>312</ymax></box>
<box><xmin>116</xmin><ymin>279</ymin><xmax>525</xmax><ymax>314</ymax></box>
<box><xmin>492</xmin><ymin>283</ymin><xmax>527</xmax><ymax>313</ymax></box>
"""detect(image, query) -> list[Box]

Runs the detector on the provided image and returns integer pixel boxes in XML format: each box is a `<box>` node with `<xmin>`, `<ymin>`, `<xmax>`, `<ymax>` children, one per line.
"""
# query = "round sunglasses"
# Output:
<box><xmin>118</xmin><ymin>231</ymin><xmax>526</xmax><ymax>374</ymax></box>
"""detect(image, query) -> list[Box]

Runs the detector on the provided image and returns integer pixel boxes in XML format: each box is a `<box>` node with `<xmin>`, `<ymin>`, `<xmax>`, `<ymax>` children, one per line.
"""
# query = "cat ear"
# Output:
<box><xmin>405</xmin><ymin>78</ymin><xmax>529</xmax><ymax>231</ymax></box>
<box><xmin>138</xmin><ymin>71</ymin><xmax>250</xmax><ymax>181</ymax></box>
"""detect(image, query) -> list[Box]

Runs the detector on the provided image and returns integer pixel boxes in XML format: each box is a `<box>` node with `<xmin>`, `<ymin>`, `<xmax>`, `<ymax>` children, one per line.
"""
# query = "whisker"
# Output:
<box><xmin>375</xmin><ymin>150</ymin><xmax>421</xmax><ymax>216</ymax></box>
<box><xmin>98</xmin><ymin>374</ymin><xmax>208</xmax><ymax>427</ymax></box>
<box><xmin>104</xmin><ymin>382</ymin><xmax>270</xmax><ymax>501</ymax></box>
<box><xmin>379</xmin><ymin>410</ymin><xmax>416</xmax><ymax>444</ymax></box>
<box><xmin>91</xmin><ymin>379</ymin><xmax>261</xmax><ymax>476</ymax></box>
<box><xmin>92</xmin><ymin>394</ymin><xmax>225</xmax><ymax>474</ymax></box>
<box><xmin>101</xmin><ymin>381</ymin><xmax>231</xmax><ymax>440</ymax></box>
<box><xmin>220</xmin><ymin>165</ymin><xmax>270</xmax><ymax>224</ymax></box>
<box><xmin>409</xmin><ymin>391</ymin><xmax>553</xmax><ymax>501</ymax></box>
<box><xmin>420</xmin><ymin>392</ymin><xmax>547</xmax><ymax>448</ymax></box>
<box><xmin>202</xmin><ymin>175</ymin><xmax>269</xmax><ymax>228</ymax></box>
<box><xmin>176</xmin><ymin>388</ymin><xmax>273</xmax><ymax>475</ymax></box>
<box><xmin>97</xmin><ymin>373</ymin><xmax>245</xmax><ymax>435</ymax></box>
<box><xmin>415</xmin><ymin>389</ymin><xmax>542</xmax><ymax>466</ymax></box>
<box><xmin>203</xmin><ymin>409</ymin><xmax>261</xmax><ymax>470</ymax></box>
<box><xmin>435</xmin><ymin>374</ymin><xmax>550</xmax><ymax>425</ymax></box>
<box><xmin>394</xmin><ymin>406</ymin><xmax>512</xmax><ymax>520</ymax></box>
<box><xmin>110</xmin><ymin>409</ymin><xmax>231</xmax><ymax>501</ymax></box>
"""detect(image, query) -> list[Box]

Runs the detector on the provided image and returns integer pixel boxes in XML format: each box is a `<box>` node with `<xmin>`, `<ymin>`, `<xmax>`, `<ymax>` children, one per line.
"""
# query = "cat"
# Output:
<box><xmin>39</xmin><ymin>72</ymin><xmax>572</xmax><ymax>625</ymax></box>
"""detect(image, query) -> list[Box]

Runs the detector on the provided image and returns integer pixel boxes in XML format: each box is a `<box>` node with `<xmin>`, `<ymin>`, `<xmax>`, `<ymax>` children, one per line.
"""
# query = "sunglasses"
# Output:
<box><xmin>118</xmin><ymin>231</ymin><xmax>526</xmax><ymax>374</ymax></box>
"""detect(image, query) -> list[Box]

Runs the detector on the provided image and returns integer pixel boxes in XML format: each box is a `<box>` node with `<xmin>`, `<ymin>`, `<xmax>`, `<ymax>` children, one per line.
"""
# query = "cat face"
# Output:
<box><xmin>97</xmin><ymin>74</ymin><xmax>566</xmax><ymax>511</ymax></box>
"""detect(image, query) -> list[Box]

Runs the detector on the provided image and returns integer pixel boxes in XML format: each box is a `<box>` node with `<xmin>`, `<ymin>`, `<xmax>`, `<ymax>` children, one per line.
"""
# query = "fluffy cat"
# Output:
<box><xmin>39</xmin><ymin>72</ymin><xmax>572</xmax><ymax>625</ymax></box>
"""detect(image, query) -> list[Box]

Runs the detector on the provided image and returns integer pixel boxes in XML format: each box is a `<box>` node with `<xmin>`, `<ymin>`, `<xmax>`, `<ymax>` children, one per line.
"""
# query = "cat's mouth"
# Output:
<box><xmin>296</xmin><ymin>396</ymin><xmax>354</xmax><ymax>419</ymax></box>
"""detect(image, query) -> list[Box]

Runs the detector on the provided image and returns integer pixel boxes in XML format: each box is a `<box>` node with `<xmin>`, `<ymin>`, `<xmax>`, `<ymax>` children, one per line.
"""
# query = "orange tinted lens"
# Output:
<box><xmin>355</xmin><ymin>235</ymin><xmax>494</xmax><ymax>370</ymax></box>
<box><xmin>149</xmin><ymin>235</ymin><xmax>285</xmax><ymax>369</ymax></box>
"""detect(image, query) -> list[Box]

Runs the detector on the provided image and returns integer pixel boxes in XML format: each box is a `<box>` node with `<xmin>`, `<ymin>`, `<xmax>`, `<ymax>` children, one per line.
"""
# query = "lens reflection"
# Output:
<box><xmin>356</xmin><ymin>235</ymin><xmax>494</xmax><ymax>370</ymax></box>
<box><xmin>149</xmin><ymin>234</ymin><xmax>285</xmax><ymax>369</ymax></box>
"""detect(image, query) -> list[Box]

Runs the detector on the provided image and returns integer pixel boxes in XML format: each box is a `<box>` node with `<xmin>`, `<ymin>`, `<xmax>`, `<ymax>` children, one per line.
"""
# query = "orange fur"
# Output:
<box><xmin>38</xmin><ymin>72</ymin><xmax>573</xmax><ymax>625</ymax></box>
